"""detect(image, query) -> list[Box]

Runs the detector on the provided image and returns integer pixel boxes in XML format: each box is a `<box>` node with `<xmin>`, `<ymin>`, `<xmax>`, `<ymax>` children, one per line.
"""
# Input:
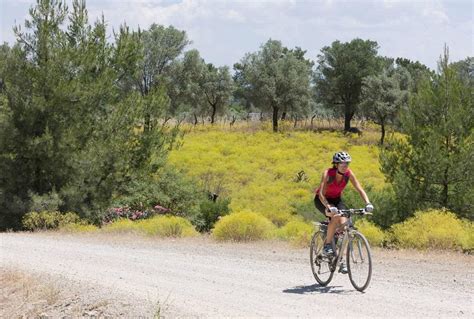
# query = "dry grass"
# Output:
<box><xmin>0</xmin><ymin>267</ymin><xmax>152</xmax><ymax>318</ymax></box>
<box><xmin>0</xmin><ymin>269</ymin><xmax>61</xmax><ymax>318</ymax></box>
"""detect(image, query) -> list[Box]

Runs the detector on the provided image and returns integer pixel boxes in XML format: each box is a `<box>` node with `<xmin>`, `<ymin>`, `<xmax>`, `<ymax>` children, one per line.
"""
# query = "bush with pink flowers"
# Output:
<box><xmin>102</xmin><ymin>204</ymin><xmax>172</xmax><ymax>224</ymax></box>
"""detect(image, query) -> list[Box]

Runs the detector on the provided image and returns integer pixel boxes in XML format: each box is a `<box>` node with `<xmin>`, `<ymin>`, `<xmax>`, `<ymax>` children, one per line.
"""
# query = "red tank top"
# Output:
<box><xmin>315</xmin><ymin>168</ymin><xmax>351</xmax><ymax>199</ymax></box>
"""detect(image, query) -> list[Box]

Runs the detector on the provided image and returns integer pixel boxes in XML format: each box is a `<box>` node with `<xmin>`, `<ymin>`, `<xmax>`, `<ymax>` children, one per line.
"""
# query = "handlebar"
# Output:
<box><xmin>336</xmin><ymin>208</ymin><xmax>372</xmax><ymax>217</ymax></box>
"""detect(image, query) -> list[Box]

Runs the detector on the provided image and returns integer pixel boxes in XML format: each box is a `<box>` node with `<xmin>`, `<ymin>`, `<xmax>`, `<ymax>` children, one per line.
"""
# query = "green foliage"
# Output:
<box><xmin>366</xmin><ymin>186</ymin><xmax>401</xmax><ymax>229</ymax></box>
<box><xmin>360</xmin><ymin>65</ymin><xmax>411</xmax><ymax>144</ymax></box>
<box><xmin>195</xmin><ymin>197</ymin><xmax>231</xmax><ymax>232</ymax></box>
<box><xmin>395</xmin><ymin>57</ymin><xmax>434</xmax><ymax>93</ymax></box>
<box><xmin>22</xmin><ymin>211</ymin><xmax>81</xmax><ymax>231</ymax></box>
<box><xmin>28</xmin><ymin>191</ymin><xmax>63</xmax><ymax>212</ymax></box>
<box><xmin>202</xmin><ymin>64</ymin><xmax>233</xmax><ymax>124</ymax></box>
<box><xmin>315</xmin><ymin>38</ymin><xmax>381</xmax><ymax>130</ymax></box>
<box><xmin>450</xmin><ymin>57</ymin><xmax>473</xmax><ymax>86</ymax></box>
<box><xmin>0</xmin><ymin>0</ymin><xmax>184</xmax><ymax>229</ymax></box>
<box><xmin>166</xmin><ymin>50</ymin><xmax>233</xmax><ymax>124</ymax></box>
<box><xmin>342</xmin><ymin>184</ymin><xmax>401</xmax><ymax>229</ymax></box>
<box><xmin>390</xmin><ymin>209</ymin><xmax>472</xmax><ymax>251</ymax></box>
<box><xmin>110</xmin><ymin>166</ymin><xmax>202</xmax><ymax>220</ymax></box>
<box><xmin>234</xmin><ymin>39</ymin><xmax>313</xmax><ymax>132</ymax></box>
<box><xmin>380</xmin><ymin>47</ymin><xmax>474</xmax><ymax>220</ymax></box>
<box><xmin>212</xmin><ymin>210</ymin><xmax>275</xmax><ymax>241</ymax></box>
<box><xmin>355</xmin><ymin>219</ymin><xmax>385</xmax><ymax>247</ymax></box>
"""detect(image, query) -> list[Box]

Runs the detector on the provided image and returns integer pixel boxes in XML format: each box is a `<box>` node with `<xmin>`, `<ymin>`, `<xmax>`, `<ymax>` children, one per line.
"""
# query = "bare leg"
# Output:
<box><xmin>325</xmin><ymin>216</ymin><xmax>347</xmax><ymax>244</ymax></box>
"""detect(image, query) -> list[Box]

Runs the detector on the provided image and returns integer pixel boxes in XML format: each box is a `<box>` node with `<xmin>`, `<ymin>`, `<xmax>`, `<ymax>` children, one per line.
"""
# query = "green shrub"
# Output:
<box><xmin>113</xmin><ymin>166</ymin><xmax>202</xmax><ymax>220</ymax></box>
<box><xmin>22</xmin><ymin>211</ymin><xmax>81</xmax><ymax>231</ymax></box>
<box><xmin>342</xmin><ymin>185</ymin><xmax>401</xmax><ymax>229</ymax></box>
<box><xmin>195</xmin><ymin>197</ymin><xmax>231</xmax><ymax>232</ymax></box>
<box><xmin>390</xmin><ymin>209</ymin><xmax>470</xmax><ymax>250</ymax></box>
<box><xmin>275</xmin><ymin>219</ymin><xmax>314</xmax><ymax>247</ymax></box>
<box><xmin>355</xmin><ymin>219</ymin><xmax>386</xmax><ymax>247</ymax></box>
<box><xmin>212</xmin><ymin>210</ymin><xmax>275</xmax><ymax>241</ymax></box>
<box><xmin>28</xmin><ymin>191</ymin><xmax>63</xmax><ymax>212</ymax></box>
<box><xmin>137</xmin><ymin>215</ymin><xmax>198</xmax><ymax>237</ymax></box>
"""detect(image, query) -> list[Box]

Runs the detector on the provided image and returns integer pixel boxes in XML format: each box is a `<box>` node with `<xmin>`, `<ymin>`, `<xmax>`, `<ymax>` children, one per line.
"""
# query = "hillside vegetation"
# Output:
<box><xmin>169</xmin><ymin>123</ymin><xmax>383</xmax><ymax>226</ymax></box>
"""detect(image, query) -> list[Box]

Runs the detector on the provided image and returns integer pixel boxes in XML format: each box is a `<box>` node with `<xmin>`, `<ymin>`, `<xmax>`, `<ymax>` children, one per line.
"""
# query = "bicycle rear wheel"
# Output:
<box><xmin>346</xmin><ymin>231</ymin><xmax>372</xmax><ymax>292</ymax></box>
<box><xmin>310</xmin><ymin>230</ymin><xmax>334</xmax><ymax>286</ymax></box>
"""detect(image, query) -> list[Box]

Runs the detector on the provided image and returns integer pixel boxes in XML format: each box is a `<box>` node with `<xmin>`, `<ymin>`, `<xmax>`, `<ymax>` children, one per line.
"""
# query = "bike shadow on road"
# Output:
<box><xmin>282</xmin><ymin>284</ymin><xmax>353</xmax><ymax>295</ymax></box>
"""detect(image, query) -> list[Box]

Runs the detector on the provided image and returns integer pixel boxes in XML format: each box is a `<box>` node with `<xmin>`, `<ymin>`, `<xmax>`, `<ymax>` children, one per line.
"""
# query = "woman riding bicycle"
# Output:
<box><xmin>314</xmin><ymin>151</ymin><xmax>373</xmax><ymax>273</ymax></box>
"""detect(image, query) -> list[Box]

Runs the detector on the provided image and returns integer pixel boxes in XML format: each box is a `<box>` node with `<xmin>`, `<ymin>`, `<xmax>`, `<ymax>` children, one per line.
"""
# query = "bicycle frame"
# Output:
<box><xmin>324</xmin><ymin>209</ymin><xmax>369</xmax><ymax>270</ymax></box>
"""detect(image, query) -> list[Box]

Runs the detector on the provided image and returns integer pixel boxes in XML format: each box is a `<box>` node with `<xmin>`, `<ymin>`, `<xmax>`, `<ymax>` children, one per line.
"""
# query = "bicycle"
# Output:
<box><xmin>310</xmin><ymin>208</ymin><xmax>373</xmax><ymax>292</ymax></box>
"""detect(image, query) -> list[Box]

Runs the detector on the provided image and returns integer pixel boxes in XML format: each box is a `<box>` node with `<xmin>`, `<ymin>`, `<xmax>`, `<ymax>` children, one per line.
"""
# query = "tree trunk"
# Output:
<box><xmin>293</xmin><ymin>116</ymin><xmax>297</xmax><ymax>128</ymax></box>
<box><xmin>443</xmin><ymin>165</ymin><xmax>449</xmax><ymax>208</ymax></box>
<box><xmin>442</xmin><ymin>135</ymin><xmax>450</xmax><ymax>207</ymax></box>
<box><xmin>380</xmin><ymin>119</ymin><xmax>385</xmax><ymax>145</ymax></box>
<box><xmin>344</xmin><ymin>109</ymin><xmax>354</xmax><ymax>131</ymax></box>
<box><xmin>144</xmin><ymin>113</ymin><xmax>151</xmax><ymax>133</ymax></box>
<box><xmin>311</xmin><ymin>115</ymin><xmax>316</xmax><ymax>129</ymax></box>
<box><xmin>211</xmin><ymin>104</ymin><xmax>217</xmax><ymax>124</ymax></box>
<box><xmin>193</xmin><ymin>113</ymin><xmax>198</xmax><ymax>126</ymax></box>
<box><xmin>272</xmin><ymin>106</ymin><xmax>279</xmax><ymax>132</ymax></box>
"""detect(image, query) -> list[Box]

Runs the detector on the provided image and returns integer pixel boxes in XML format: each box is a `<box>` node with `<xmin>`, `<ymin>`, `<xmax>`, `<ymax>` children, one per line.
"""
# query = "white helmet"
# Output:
<box><xmin>332</xmin><ymin>151</ymin><xmax>352</xmax><ymax>163</ymax></box>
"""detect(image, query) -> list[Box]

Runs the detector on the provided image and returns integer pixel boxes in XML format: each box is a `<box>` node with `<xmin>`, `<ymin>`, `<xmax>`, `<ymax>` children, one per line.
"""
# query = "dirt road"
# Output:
<box><xmin>1</xmin><ymin>233</ymin><xmax>472</xmax><ymax>317</ymax></box>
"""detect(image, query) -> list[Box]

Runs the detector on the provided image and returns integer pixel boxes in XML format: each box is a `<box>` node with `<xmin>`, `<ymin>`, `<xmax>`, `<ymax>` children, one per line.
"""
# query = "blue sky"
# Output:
<box><xmin>1</xmin><ymin>0</ymin><xmax>472</xmax><ymax>70</ymax></box>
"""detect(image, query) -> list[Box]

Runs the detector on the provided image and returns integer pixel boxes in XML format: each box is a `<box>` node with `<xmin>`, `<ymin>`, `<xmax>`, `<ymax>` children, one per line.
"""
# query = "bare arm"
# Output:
<box><xmin>318</xmin><ymin>170</ymin><xmax>331</xmax><ymax>210</ymax></box>
<box><xmin>349</xmin><ymin>171</ymin><xmax>370</xmax><ymax>204</ymax></box>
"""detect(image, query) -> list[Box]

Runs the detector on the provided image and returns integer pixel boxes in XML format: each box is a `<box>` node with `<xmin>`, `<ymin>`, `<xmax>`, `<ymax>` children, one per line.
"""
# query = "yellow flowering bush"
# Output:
<box><xmin>355</xmin><ymin>219</ymin><xmax>386</xmax><ymax>247</ymax></box>
<box><xmin>275</xmin><ymin>219</ymin><xmax>315</xmax><ymax>247</ymax></box>
<box><xmin>390</xmin><ymin>209</ymin><xmax>472</xmax><ymax>250</ymax></box>
<box><xmin>102</xmin><ymin>216</ymin><xmax>198</xmax><ymax>238</ymax></box>
<box><xmin>212</xmin><ymin>210</ymin><xmax>275</xmax><ymax>241</ymax></box>
<box><xmin>60</xmin><ymin>223</ymin><xmax>98</xmax><ymax>233</ymax></box>
<box><xmin>137</xmin><ymin>215</ymin><xmax>198</xmax><ymax>237</ymax></box>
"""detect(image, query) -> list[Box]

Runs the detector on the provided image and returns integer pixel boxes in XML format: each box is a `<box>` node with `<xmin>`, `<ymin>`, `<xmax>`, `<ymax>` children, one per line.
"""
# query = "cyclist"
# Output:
<box><xmin>314</xmin><ymin>151</ymin><xmax>374</xmax><ymax>273</ymax></box>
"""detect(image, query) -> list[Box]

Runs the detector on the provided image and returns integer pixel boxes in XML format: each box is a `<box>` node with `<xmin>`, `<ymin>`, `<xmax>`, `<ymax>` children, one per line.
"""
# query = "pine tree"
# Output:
<box><xmin>381</xmin><ymin>47</ymin><xmax>474</xmax><ymax>221</ymax></box>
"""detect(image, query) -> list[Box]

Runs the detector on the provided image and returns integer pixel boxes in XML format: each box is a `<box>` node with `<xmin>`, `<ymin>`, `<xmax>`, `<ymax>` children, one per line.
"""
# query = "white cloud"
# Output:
<box><xmin>1</xmin><ymin>0</ymin><xmax>471</xmax><ymax>70</ymax></box>
<box><xmin>225</xmin><ymin>9</ymin><xmax>246</xmax><ymax>23</ymax></box>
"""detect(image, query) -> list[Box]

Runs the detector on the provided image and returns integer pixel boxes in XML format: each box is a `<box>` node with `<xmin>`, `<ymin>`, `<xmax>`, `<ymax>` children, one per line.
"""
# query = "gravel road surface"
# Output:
<box><xmin>1</xmin><ymin>233</ymin><xmax>472</xmax><ymax>318</ymax></box>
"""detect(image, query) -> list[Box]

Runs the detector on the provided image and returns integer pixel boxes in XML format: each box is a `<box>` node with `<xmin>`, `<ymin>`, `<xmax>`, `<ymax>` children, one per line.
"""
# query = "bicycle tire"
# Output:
<box><xmin>346</xmin><ymin>231</ymin><xmax>372</xmax><ymax>292</ymax></box>
<box><xmin>310</xmin><ymin>230</ymin><xmax>334</xmax><ymax>286</ymax></box>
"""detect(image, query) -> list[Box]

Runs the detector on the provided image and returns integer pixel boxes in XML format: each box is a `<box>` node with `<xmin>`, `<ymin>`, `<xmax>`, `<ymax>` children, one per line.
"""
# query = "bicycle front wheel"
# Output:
<box><xmin>346</xmin><ymin>231</ymin><xmax>372</xmax><ymax>292</ymax></box>
<box><xmin>310</xmin><ymin>230</ymin><xmax>334</xmax><ymax>286</ymax></box>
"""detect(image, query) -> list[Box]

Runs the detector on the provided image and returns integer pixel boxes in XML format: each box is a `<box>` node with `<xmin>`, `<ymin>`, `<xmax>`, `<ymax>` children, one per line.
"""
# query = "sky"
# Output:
<box><xmin>1</xmin><ymin>0</ymin><xmax>472</xmax><ymax>70</ymax></box>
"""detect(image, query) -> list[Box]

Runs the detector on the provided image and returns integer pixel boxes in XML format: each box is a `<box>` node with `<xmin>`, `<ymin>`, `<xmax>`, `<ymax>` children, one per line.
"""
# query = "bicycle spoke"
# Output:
<box><xmin>310</xmin><ymin>230</ymin><xmax>334</xmax><ymax>286</ymax></box>
<box><xmin>347</xmin><ymin>232</ymin><xmax>372</xmax><ymax>292</ymax></box>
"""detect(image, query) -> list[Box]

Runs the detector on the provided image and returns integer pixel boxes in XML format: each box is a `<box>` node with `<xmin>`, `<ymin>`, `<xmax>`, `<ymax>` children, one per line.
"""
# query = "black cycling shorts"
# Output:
<box><xmin>314</xmin><ymin>195</ymin><xmax>347</xmax><ymax>218</ymax></box>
